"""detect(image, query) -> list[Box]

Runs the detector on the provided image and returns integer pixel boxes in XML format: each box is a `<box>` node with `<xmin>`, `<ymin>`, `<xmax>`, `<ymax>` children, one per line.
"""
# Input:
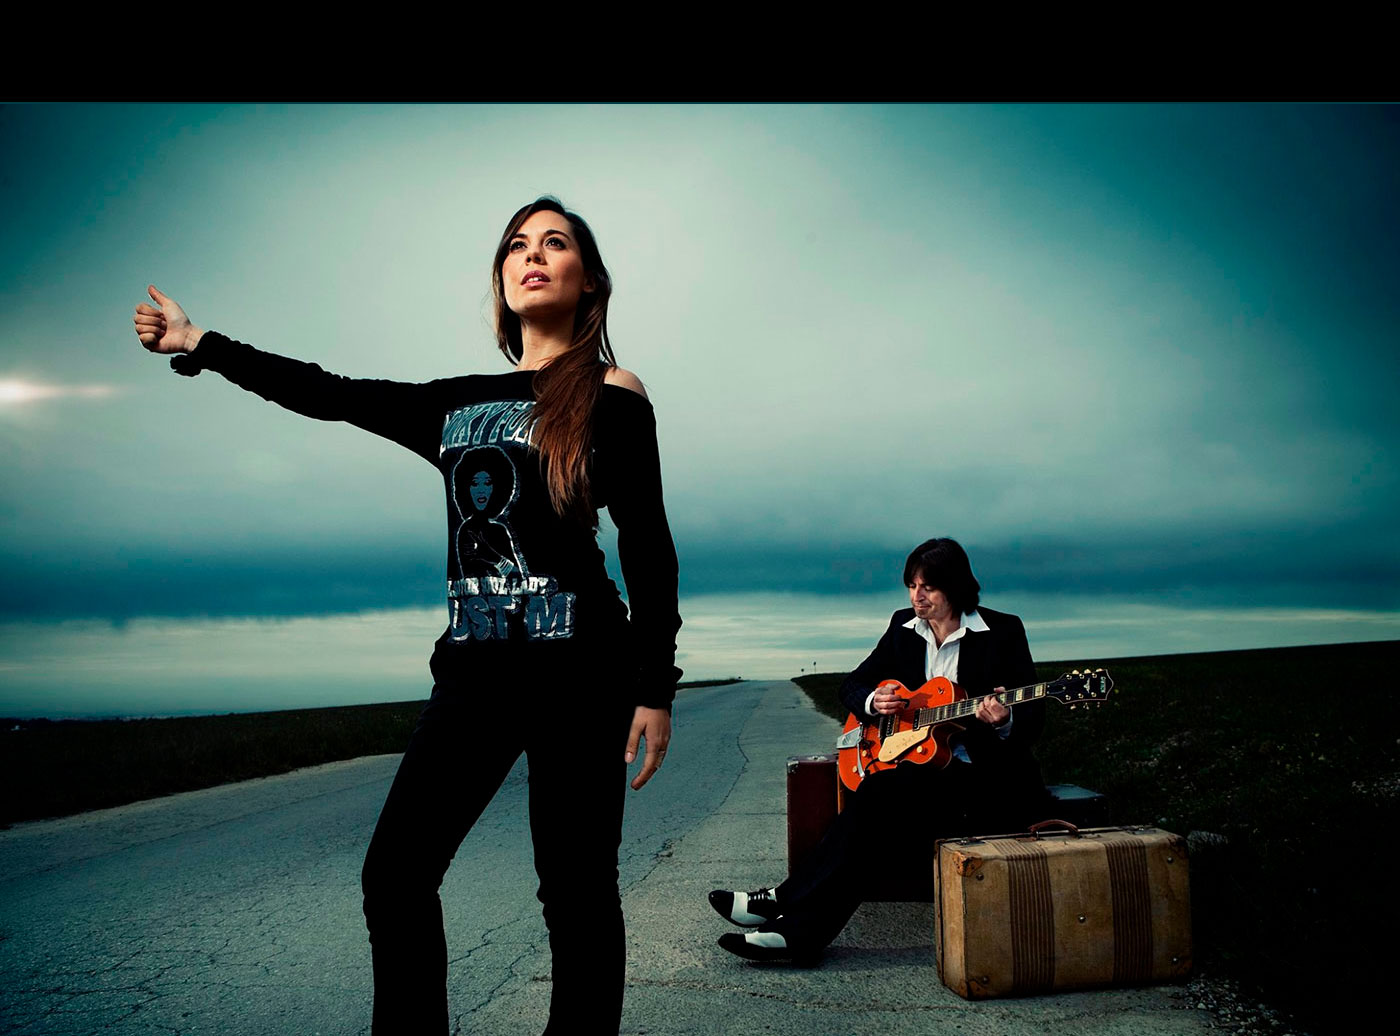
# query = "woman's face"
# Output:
<box><xmin>501</xmin><ymin>210</ymin><xmax>595</xmax><ymax>321</ymax></box>
<box><xmin>469</xmin><ymin>470</ymin><xmax>493</xmax><ymax>512</ymax></box>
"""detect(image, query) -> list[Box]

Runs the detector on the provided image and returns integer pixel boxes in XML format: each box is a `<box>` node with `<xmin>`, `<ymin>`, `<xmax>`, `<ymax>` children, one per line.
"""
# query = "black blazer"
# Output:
<box><xmin>838</xmin><ymin>606</ymin><xmax>1045</xmax><ymax>769</ymax></box>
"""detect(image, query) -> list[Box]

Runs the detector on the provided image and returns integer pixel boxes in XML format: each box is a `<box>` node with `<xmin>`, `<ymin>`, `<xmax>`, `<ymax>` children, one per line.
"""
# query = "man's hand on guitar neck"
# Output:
<box><xmin>975</xmin><ymin>690</ymin><xmax>1011</xmax><ymax>727</ymax></box>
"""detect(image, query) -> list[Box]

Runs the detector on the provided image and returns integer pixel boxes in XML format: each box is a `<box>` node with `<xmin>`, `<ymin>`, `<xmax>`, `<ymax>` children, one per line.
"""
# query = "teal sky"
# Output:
<box><xmin>2</xmin><ymin>103</ymin><xmax>1397</xmax><ymax>635</ymax></box>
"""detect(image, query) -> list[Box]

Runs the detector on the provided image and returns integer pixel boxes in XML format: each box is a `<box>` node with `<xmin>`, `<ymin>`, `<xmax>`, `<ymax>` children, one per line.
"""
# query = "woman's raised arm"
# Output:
<box><xmin>131</xmin><ymin>285</ymin><xmax>446</xmax><ymax>465</ymax></box>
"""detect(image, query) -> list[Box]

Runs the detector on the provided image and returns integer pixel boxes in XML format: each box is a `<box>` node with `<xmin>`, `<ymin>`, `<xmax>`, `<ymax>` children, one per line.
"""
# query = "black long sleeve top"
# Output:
<box><xmin>174</xmin><ymin>332</ymin><xmax>682</xmax><ymax>708</ymax></box>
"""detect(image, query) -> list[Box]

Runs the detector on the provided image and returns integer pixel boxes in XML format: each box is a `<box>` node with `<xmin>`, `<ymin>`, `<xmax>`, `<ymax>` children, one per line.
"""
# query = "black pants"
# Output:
<box><xmin>361</xmin><ymin>653</ymin><xmax>634</xmax><ymax>1035</ymax></box>
<box><xmin>773</xmin><ymin>756</ymin><xmax>1045</xmax><ymax>950</ymax></box>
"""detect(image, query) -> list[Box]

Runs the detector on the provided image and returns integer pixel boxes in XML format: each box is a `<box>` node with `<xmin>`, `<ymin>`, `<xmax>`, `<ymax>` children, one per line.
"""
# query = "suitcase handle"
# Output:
<box><xmin>1028</xmin><ymin>818</ymin><xmax>1082</xmax><ymax>838</ymax></box>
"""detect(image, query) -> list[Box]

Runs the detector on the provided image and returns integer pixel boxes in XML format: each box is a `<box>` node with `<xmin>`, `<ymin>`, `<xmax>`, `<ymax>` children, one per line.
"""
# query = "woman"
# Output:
<box><xmin>133</xmin><ymin>197</ymin><xmax>681</xmax><ymax>1034</ymax></box>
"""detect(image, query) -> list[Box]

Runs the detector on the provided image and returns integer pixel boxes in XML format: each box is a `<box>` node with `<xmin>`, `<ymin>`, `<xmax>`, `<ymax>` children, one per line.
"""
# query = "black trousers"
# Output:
<box><xmin>361</xmin><ymin>651</ymin><xmax>635</xmax><ymax>1035</ymax></box>
<box><xmin>773</xmin><ymin>755</ymin><xmax>1046</xmax><ymax>949</ymax></box>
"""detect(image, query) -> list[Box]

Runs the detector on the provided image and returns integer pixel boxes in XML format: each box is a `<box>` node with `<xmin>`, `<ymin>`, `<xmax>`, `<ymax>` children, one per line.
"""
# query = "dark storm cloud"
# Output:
<box><xmin>0</xmin><ymin>544</ymin><xmax>444</xmax><ymax>620</ymax></box>
<box><xmin>5</xmin><ymin>513</ymin><xmax>1394</xmax><ymax>623</ymax></box>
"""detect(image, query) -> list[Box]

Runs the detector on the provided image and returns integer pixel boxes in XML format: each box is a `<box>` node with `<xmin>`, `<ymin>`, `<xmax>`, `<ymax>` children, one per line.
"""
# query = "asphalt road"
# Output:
<box><xmin>0</xmin><ymin>680</ymin><xmax>1212</xmax><ymax>1035</ymax></box>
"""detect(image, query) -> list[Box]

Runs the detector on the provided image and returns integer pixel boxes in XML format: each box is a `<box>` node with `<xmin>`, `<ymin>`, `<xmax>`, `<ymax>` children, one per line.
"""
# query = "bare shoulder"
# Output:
<box><xmin>603</xmin><ymin>366</ymin><xmax>649</xmax><ymax>399</ymax></box>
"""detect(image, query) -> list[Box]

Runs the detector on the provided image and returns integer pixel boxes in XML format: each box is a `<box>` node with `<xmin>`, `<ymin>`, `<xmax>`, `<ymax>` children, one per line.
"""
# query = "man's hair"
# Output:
<box><xmin>902</xmin><ymin>537</ymin><xmax>981</xmax><ymax>615</ymax></box>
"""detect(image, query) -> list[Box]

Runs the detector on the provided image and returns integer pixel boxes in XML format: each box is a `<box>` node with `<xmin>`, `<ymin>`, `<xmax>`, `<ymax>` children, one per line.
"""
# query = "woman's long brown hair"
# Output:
<box><xmin>491</xmin><ymin>197</ymin><xmax>617</xmax><ymax>525</ymax></box>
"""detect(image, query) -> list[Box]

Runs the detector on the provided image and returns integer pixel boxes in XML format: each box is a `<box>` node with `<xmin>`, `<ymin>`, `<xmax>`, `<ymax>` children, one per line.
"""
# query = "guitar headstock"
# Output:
<box><xmin>1046</xmin><ymin>668</ymin><xmax>1115</xmax><ymax>708</ymax></box>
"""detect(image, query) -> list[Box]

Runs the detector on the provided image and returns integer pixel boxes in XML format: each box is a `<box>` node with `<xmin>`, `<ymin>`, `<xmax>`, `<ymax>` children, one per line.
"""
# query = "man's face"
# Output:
<box><xmin>908</xmin><ymin>575</ymin><xmax>954</xmax><ymax>624</ymax></box>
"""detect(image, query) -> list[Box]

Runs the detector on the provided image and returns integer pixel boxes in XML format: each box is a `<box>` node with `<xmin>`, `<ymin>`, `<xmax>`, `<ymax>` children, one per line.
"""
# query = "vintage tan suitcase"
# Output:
<box><xmin>934</xmin><ymin>821</ymin><xmax>1192</xmax><ymax>999</ymax></box>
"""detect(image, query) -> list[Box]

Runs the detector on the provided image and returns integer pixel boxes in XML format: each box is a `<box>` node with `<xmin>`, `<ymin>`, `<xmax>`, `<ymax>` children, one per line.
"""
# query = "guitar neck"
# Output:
<box><xmin>912</xmin><ymin>681</ymin><xmax>1047</xmax><ymax>729</ymax></box>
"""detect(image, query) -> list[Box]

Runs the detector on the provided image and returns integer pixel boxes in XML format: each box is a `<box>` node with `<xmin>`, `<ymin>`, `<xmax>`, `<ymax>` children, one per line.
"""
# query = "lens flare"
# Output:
<box><xmin>0</xmin><ymin>380</ymin><xmax>114</xmax><ymax>405</ymax></box>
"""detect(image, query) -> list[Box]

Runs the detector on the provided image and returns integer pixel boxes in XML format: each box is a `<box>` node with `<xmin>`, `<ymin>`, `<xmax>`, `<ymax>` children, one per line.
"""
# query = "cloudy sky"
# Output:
<box><xmin>2</xmin><ymin>103</ymin><xmax>1396</xmax><ymax>714</ymax></box>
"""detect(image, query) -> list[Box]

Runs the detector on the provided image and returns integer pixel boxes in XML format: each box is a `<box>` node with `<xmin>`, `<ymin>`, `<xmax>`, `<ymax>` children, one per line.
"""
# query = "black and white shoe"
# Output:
<box><xmin>716</xmin><ymin>930</ymin><xmax>819</xmax><ymax>965</ymax></box>
<box><xmin>708</xmin><ymin>887</ymin><xmax>781</xmax><ymax>927</ymax></box>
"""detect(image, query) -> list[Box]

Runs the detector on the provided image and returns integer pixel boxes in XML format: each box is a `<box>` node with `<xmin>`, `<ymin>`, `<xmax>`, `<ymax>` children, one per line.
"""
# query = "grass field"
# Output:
<box><xmin>0</xmin><ymin>678</ymin><xmax>741</xmax><ymax>828</ymax></box>
<box><xmin>794</xmin><ymin>640</ymin><xmax>1400</xmax><ymax>1036</ymax></box>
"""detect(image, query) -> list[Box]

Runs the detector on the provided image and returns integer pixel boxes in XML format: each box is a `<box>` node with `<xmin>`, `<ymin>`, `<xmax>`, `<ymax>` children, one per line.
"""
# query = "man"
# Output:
<box><xmin>709</xmin><ymin>537</ymin><xmax>1050</xmax><ymax>961</ymax></box>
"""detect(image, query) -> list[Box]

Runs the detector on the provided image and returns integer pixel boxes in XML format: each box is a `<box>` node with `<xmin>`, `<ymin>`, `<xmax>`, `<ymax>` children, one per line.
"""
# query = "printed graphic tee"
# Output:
<box><xmin>175</xmin><ymin>333</ymin><xmax>682</xmax><ymax>708</ymax></box>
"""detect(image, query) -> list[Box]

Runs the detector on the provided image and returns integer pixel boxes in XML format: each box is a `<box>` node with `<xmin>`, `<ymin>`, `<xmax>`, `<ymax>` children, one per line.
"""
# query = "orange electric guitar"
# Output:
<box><xmin>834</xmin><ymin>668</ymin><xmax>1114</xmax><ymax>792</ymax></box>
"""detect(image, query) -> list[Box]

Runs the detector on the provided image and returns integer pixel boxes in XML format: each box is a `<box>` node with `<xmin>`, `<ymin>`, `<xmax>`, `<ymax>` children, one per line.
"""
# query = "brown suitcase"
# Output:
<box><xmin>786</xmin><ymin>754</ymin><xmax>842</xmax><ymax>877</ymax></box>
<box><xmin>934</xmin><ymin>821</ymin><xmax>1192</xmax><ymax>999</ymax></box>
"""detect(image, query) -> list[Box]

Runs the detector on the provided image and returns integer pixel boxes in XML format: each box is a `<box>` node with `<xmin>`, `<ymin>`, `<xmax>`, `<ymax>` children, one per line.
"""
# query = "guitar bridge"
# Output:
<box><xmin>835</xmin><ymin>728</ymin><xmax>863</xmax><ymax>750</ymax></box>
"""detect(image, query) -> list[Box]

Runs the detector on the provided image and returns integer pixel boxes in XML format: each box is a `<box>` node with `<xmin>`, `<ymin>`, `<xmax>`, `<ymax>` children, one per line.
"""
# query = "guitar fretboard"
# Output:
<box><xmin>909</xmin><ymin>682</ymin><xmax>1048</xmax><ymax>731</ymax></box>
